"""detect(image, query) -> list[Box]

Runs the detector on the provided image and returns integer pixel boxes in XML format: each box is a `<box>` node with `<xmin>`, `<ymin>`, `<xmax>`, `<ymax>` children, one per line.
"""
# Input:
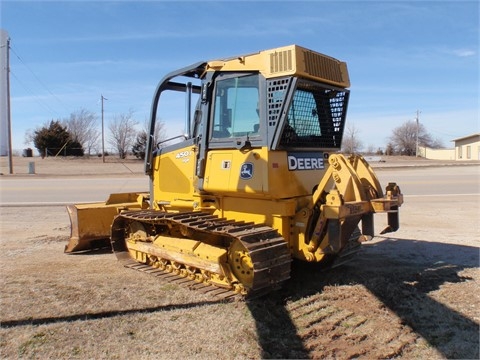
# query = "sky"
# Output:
<box><xmin>0</xmin><ymin>0</ymin><xmax>479</xmax><ymax>153</ymax></box>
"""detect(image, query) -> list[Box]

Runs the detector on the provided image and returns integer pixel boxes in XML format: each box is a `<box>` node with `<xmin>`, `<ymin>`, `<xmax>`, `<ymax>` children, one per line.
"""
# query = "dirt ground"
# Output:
<box><xmin>0</xmin><ymin>157</ymin><xmax>479</xmax><ymax>359</ymax></box>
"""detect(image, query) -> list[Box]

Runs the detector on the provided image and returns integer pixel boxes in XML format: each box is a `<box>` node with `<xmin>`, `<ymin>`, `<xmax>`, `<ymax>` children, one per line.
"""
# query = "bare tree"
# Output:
<box><xmin>342</xmin><ymin>122</ymin><xmax>363</xmax><ymax>154</ymax></box>
<box><xmin>385</xmin><ymin>143</ymin><xmax>395</xmax><ymax>156</ymax></box>
<box><xmin>132</xmin><ymin>119</ymin><xmax>168</xmax><ymax>160</ymax></box>
<box><xmin>63</xmin><ymin>109</ymin><xmax>100</xmax><ymax>156</ymax></box>
<box><xmin>24</xmin><ymin>129</ymin><xmax>34</xmax><ymax>146</ymax></box>
<box><xmin>147</xmin><ymin>118</ymin><xmax>168</xmax><ymax>147</ymax></box>
<box><xmin>108</xmin><ymin>110</ymin><xmax>139</xmax><ymax>159</ymax></box>
<box><xmin>365</xmin><ymin>144</ymin><xmax>377</xmax><ymax>155</ymax></box>
<box><xmin>389</xmin><ymin>120</ymin><xmax>443</xmax><ymax>156</ymax></box>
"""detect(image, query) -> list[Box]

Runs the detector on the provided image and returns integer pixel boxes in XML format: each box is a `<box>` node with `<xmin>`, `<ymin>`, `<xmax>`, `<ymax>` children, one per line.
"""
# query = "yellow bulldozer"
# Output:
<box><xmin>65</xmin><ymin>45</ymin><xmax>403</xmax><ymax>299</ymax></box>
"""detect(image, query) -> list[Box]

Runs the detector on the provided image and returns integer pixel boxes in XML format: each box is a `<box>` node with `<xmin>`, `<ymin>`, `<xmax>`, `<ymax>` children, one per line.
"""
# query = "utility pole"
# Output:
<box><xmin>415</xmin><ymin>110</ymin><xmax>420</xmax><ymax>157</ymax></box>
<box><xmin>1</xmin><ymin>32</ymin><xmax>13</xmax><ymax>173</ymax></box>
<box><xmin>101</xmin><ymin>95</ymin><xmax>107</xmax><ymax>163</ymax></box>
<box><xmin>6</xmin><ymin>36</ymin><xmax>12</xmax><ymax>173</ymax></box>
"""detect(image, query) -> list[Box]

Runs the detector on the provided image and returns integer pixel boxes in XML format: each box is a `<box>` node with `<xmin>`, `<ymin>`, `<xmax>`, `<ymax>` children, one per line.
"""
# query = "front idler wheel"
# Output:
<box><xmin>228</xmin><ymin>239</ymin><xmax>254</xmax><ymax>290</ymax></box>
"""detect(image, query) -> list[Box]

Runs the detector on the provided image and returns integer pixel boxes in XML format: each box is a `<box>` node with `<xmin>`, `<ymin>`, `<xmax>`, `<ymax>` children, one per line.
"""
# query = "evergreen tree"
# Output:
<box><xmin>132</xmin><ymin>131</ymin><xmax>147</xmax><ymax>160</ymax></box>
<box><xmin>33</xmin><ymin>120</ymin><xmax>84</xmax><ymax>157</ymax></box>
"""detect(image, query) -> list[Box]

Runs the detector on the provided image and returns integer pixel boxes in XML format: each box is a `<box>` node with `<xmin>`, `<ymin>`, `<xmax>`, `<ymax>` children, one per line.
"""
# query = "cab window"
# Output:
<box><xmin>212</xmin><ymin>74</ymin><xmax>260</xmax><ymax>139</ymax></box>
<box><xmin>280</xmin><ymin>81</ymin><xmax>348</xmax><ymax>149</ymax></box>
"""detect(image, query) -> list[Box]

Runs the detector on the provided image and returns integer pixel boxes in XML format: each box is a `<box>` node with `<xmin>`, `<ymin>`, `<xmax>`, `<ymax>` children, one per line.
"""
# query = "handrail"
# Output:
<box><xmin>156</xmin><ymin>135</ymin><xmax>188</xmax><ymax>148</ymax></box>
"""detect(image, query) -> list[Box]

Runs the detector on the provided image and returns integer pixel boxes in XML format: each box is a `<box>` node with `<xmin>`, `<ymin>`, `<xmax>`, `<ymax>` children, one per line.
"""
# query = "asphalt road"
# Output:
<box><xmin>375</xmin><ymin>165</ymin><xmax>479</xmax><ymax>196</ymax></box>
<box><xmin>0</xmin><ymin>165</ymin><xmax>478</xmax><ymax>206</ymax></box>
<box><xmin>0</xmin><ymin>176</ymin><xmax>149</xmax><ymax>205</ymax></box>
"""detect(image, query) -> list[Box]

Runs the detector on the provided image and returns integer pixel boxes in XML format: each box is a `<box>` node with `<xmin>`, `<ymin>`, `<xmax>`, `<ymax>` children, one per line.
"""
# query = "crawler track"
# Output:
<box><xmin>111</xmin><ymin>210</ymin><xmax>292</xmax><ymax>299</ymax></box>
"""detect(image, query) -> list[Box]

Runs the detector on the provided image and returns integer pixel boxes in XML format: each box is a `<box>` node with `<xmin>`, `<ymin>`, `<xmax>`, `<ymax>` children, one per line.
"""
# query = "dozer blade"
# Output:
<box><xmin>65</xmin><ymin>192</ymin><xmax>149</xmax><ymax>253</ymax></box>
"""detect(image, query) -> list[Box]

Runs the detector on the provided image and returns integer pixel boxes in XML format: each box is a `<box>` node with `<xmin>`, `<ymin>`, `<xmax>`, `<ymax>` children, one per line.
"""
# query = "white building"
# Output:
<box><xmin>453</xmin><ymin>133</ymin><xmax>480</xmax><ymax>161</ymax></box>
<box><xmin>418</xmin><ymin>133</ymin><xmax>480</xmax><ymax>161</ymax></box>
<box><xmin>418</xmin><ymin>146</ymin><xmax>455</xmax><ymax>160</ymax></box>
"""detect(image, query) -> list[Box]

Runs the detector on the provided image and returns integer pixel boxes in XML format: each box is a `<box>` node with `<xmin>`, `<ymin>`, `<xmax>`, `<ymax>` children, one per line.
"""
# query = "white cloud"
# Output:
<box><xmin>452</xmin><ymin>49</ymin><xmax>476</xmax><ymax>57</ymax></box>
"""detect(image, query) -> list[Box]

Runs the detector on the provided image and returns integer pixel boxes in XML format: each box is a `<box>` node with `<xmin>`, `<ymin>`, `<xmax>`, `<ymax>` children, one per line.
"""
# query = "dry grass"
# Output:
<box><xmin>0</xmin><ymin>156</ymin><xmax>144</xmax><ymax>176</ymax></box>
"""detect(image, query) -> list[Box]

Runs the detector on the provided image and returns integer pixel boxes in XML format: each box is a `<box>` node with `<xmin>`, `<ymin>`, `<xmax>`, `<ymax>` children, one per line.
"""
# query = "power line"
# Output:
<box><xmin>9</xmin><ymin>69</ymin><xmax>62</xmax><ymax>118</ymax></box>
<box><xmin>9</xmin><ymin>42</ymin><xmax>72</xmax><ymax>114</ymax></box>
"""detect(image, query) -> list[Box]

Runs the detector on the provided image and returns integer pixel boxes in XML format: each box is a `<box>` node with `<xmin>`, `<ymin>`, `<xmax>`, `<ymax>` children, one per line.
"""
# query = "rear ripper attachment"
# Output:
<box><xmin>110</xmin><ymin>210</ymin><xmax>292</xmax><ymax>299</ymax></box>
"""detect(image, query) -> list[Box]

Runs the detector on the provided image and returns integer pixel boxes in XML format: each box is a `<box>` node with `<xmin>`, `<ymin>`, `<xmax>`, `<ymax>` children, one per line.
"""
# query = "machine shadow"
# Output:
<box><xmin>247</xmin><ymin>296</ymin><xmax>310</xmax><ymax>359</ymax></box>
<box><xmin>1</xmin><ymin>300</ymin><xmax>225</xmax><ymax>329</ymax></box>
<box><xmin>247</xmin><ymin>237</ymin><xmax>479</xmax><ymax>359</ymax></box>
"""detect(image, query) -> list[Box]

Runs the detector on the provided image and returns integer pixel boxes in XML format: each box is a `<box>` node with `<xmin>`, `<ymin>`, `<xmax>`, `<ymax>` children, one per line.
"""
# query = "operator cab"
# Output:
<box><xmin>145</xmin><ymin>45</ymin><xmax>350</xmax><ymax>180</ymax></box>
<box><xmin>206</xmin><ymin>71</ymin><xmax>349</xmax><ymax>152</ymax></box>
